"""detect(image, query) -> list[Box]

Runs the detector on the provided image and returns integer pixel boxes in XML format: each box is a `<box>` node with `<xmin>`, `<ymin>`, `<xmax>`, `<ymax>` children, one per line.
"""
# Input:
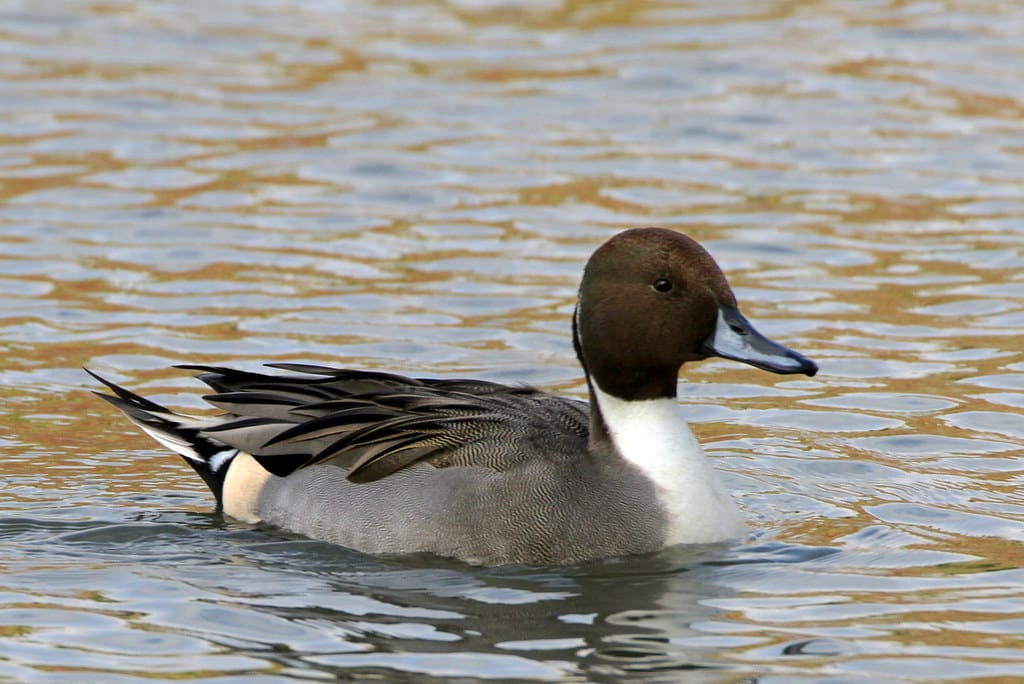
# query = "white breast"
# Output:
<box><xmin>592</xmin><ymin>386</ymin><xmax>746</xmax><ymax>545</ymax></box>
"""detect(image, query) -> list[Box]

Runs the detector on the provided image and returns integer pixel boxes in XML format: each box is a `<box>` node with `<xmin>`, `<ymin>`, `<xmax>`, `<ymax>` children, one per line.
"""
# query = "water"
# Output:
<box><xmin>2</xmin><ymin>1</ymin><xmax>1023</xmax><ymax>681</ymax></box>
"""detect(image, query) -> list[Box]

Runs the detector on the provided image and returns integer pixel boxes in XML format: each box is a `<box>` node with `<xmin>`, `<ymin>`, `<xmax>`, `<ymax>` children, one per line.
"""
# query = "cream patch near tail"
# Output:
<box><xmin>221</xmin><ymin>451</ymin><xmax>271</xmax><ymax>524</ymax></box>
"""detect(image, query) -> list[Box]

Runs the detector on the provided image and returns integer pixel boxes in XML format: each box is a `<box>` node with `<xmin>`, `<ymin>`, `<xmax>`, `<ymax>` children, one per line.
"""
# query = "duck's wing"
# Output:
<box><xmin>178</xmin><ymin>363</ymin><xmax>590</xmax><ymax>483</ymax></box>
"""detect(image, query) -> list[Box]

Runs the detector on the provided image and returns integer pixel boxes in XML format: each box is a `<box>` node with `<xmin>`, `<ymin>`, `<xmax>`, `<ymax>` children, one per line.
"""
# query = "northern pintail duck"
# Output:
<box><xmin>91</xmin><ymin>228</ymin><xmax>817</xmax><ymax>566</ymax></box>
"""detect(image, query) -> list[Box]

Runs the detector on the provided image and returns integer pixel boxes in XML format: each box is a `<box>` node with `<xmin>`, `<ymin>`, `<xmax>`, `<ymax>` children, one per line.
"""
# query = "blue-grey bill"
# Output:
<box><xmin>703</xmin><ymin>306</ymin><xmax>818</xmax><ymax>376</ymax></box>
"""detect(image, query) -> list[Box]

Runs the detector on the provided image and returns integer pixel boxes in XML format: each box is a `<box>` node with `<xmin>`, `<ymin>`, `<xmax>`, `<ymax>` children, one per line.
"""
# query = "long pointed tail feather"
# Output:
<box><xmin>87</xmin><ymin>369</ymin><xmax>236</xmax><ymax>505</ymax></box>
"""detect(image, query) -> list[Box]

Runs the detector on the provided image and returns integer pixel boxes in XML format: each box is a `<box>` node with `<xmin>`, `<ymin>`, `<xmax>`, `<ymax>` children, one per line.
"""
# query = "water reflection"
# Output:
<box><xmin>5</xmin><ymin>516</ymin><xmax>749</xmax><ymax>680</ymax></box>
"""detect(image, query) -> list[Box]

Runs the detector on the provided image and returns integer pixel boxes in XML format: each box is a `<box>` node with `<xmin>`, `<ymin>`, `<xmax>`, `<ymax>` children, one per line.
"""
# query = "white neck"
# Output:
<box><xmin>592</xmin><ymin>386</ymin><xmax>746</xmax><ymax>545</ymax></box>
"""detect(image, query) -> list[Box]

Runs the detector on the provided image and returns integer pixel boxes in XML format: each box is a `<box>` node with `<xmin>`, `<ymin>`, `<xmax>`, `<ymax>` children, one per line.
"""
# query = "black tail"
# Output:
<box><xmin>86</xmin><ymin>369</ymin><xmax>236</xmax><ymax>506</ymax></box>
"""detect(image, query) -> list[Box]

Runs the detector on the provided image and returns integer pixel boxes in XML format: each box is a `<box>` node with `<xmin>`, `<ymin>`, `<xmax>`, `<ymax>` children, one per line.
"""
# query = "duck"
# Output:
<box><xmin>90</xmin><ymin>227</ymin><xmax>817</xmax><ymax>566</ymax></box>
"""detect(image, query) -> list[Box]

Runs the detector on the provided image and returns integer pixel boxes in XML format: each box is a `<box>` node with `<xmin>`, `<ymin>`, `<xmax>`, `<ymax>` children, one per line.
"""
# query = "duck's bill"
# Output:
<box><xmin>702</xmin><ymin>306</ymin><xmax>818</xmax><ymax>376</ymax></box>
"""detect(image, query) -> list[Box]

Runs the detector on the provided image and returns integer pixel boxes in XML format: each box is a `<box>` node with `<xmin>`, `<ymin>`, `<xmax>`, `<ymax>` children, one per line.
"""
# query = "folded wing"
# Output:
<box><xmin>177</xmin><ymin>363</ymin><xmax>590</xmax><ymax>483</ymax></box>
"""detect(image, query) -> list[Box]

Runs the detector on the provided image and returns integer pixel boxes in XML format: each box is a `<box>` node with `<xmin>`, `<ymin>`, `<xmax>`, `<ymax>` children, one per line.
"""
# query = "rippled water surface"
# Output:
<box><xmin>2</xmin><ymin>1</ymin><xmax>1023</xmax><ymax>681</ymax></box>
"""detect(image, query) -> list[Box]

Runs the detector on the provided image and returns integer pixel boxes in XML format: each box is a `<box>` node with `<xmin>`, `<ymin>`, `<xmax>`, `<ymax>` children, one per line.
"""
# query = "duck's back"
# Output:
<box><xmin>190</xmin><ymin>364</ymin><xmax>668</xmax><ymax>565</ymax></box>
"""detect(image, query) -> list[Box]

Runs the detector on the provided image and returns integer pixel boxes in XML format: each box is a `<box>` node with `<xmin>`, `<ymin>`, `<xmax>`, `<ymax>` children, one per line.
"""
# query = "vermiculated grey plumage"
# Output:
<box><xmin>95</xmin><ymin>363</ymin><xmax>668</xmax><ymax>565</ymax></box>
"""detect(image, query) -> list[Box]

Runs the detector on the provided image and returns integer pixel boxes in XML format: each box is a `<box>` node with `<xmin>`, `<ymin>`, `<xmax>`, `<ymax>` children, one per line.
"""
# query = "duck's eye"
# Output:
<box><xmin>653</xmin><ymin>278</ymin><xmax>673</xmax><ymax>293</ymax></box>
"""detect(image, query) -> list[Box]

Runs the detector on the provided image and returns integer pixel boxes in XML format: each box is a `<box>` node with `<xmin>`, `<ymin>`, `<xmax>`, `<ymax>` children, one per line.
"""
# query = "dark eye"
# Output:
<box><xmin>653</xmin><ymin>278</ymin><xmax>673</xmax><ymax>293</ymax></box>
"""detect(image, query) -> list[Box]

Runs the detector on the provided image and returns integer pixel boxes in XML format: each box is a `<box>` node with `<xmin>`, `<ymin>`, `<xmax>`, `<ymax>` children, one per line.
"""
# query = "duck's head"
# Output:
<box><xmin>573</xmin><ymin>227</ymin><xmax>817</xmax><ymax>401</ymax></box>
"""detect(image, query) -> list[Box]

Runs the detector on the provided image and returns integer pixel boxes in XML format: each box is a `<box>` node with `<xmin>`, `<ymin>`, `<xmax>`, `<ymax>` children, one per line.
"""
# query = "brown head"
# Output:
<box><xmin>574</xmin><ymin>227</ymin><xmax>816</xmax><ymax>401</ymax></box>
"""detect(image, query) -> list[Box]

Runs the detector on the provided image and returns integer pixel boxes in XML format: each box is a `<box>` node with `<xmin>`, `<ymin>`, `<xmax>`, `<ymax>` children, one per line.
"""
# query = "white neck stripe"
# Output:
<box><xmin>592</xmin><ymin>385</ymin><xmax>746</xmax><ymax>545</ymax></box>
